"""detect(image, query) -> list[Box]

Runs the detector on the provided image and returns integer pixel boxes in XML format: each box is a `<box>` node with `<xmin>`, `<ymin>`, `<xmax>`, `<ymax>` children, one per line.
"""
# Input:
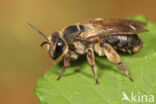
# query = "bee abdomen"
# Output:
<box><xmin>104</xmin><ymin>35</ymin><xmax>143</xmax><ymax>54</ymax></box>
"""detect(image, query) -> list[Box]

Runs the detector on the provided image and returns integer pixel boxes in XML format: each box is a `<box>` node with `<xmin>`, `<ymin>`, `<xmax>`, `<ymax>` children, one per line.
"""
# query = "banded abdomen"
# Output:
<box><xmin>103</xmin><ymin>35</ymin><xmax>143</xmax><ymax>54</ymax></box>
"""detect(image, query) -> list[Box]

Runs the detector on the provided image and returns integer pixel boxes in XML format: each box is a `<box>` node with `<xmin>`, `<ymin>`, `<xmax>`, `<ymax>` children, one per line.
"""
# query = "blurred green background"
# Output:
<box><xmin>0</xmin><ymin>0</ymin><xmax>155</xmax><ymax>104</ymax></box>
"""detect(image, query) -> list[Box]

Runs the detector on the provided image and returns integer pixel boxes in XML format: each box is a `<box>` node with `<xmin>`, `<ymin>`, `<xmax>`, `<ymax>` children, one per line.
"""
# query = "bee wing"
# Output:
<box><xmin>80</xmin><ymin>18</ymin><xmax>148</xmax><ymax>40</ymax></box>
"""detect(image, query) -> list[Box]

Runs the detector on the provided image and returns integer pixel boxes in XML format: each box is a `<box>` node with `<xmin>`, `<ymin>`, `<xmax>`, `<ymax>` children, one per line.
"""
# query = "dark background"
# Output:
<box><xmin>0</xmin><ymin>0</ymin><xmax>155</xmax><ymax>104</ymax></box>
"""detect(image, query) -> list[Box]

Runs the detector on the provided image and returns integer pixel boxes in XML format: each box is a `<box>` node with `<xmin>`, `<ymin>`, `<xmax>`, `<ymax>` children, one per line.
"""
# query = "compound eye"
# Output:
<box><xmin>53</xmin><ymin>40</ymin><xmax>65</xmax><ymax>60</ymax></box>
<box><xmin>57</xmin><ymin>41</ymin><xmax>63</xmax><ymax>47</ymax></box>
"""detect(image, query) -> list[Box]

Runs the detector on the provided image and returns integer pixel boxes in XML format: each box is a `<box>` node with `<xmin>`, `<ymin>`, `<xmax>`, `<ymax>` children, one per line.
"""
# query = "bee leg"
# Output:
<box><xmin>87</xmin><ymin>49</ymin><xmax>99</xmax><ymax>84</ymax></box>
<box><xmin>57</xmin><ymin>52</ymin><xmax>71</xmax><ymax>80</ymax></box>
<box><xmin>100</xmin><ymin>43</ymin><xmax>134</xmax><ymax>82</ymax></box>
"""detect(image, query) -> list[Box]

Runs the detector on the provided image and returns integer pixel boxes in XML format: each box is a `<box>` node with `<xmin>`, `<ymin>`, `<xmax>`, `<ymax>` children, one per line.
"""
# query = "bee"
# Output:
<box><xmin>28</xmin><ymin>18</ymin><xmax>148</xmax><ymax>84</ymax></box>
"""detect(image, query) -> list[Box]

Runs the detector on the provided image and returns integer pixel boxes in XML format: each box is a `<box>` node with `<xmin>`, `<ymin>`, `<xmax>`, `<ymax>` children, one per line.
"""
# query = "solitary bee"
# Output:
<box><xmin>28</xmin><ymin>18</ymin><xmax>148</xmax><ymax>84</ymax></box>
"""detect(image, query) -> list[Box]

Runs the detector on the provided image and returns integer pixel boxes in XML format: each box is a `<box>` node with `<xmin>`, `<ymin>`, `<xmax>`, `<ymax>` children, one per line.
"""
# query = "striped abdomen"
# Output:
<box><xmin>103</xmin><ymin>35</ymin><xmax>143</xmax><ymax>54</ymax></box>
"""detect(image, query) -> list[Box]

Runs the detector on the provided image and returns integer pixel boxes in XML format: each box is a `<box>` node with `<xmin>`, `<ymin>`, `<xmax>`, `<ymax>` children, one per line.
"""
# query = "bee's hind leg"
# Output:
<box><xmin>100</xmin><ymin>43</ymin><xmax>134</xmax><ymax>82</ymax></box>
<box><xmin>57</xmin><ymin>52</ymin><xmax>71</xmax><ymax>80</ymax></box>
<box><xmin>87</xmin><ymin>49</ymin><xmax>99</xmax><ymax>84</ymax></box>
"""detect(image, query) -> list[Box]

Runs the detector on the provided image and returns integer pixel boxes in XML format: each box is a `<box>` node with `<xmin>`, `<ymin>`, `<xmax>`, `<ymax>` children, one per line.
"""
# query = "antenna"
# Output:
<box><xmin>27</xmin><ymin>23</ymin><xmax>49</xmax><ymax>41</ymax></box>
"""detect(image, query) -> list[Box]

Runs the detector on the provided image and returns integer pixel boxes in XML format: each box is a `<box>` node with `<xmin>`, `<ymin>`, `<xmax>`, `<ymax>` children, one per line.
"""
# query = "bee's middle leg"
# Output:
<box><xmin>87</xmin><ymin>49</ymin><xmax>99</xmax><ymax>84</ymax></box>
<box><xmin>57</xmin><ymin>51</ymin><xmax>71</xmax><ymax>80</ymax></box>
<box><xmin>100</xmin><ymin>42</ymin><xmax>134</xmax><ymax>82</ymax></box>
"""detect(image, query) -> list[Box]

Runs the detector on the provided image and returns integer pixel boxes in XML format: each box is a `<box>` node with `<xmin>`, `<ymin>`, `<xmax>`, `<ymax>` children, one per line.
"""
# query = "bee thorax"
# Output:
<box><xmin>73</xmin><ymin>42</ymin><xmax>86</xmax><ymax>55</ymax></box>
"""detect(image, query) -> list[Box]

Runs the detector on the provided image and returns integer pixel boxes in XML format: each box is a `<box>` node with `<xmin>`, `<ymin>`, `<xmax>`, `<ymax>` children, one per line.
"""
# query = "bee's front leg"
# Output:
<box><xmin>57</xmin><ymin>51</ymin><xmax>71</xmax><ymax>80</ymax></box>
<box><xmin>87</xmin><ymin>49</ymin><xmax>99</xmax><ymax>84</ymax></box>
<box><xmin>100</xmin><ymin>42</ymin><xmax>134</xmax><ymax>82</ymax></box>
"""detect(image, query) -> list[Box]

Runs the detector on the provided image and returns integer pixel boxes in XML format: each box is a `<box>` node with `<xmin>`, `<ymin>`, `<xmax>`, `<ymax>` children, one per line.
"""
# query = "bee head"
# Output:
<box><xmin>28</xmin><ymin>23</ymin><xmax>67</xmax><ymax>60</ymax></box>
<box><xmin>45</xmin><ymin>32</ymin><xmax>67</xmax><ymax>60</ymax></box>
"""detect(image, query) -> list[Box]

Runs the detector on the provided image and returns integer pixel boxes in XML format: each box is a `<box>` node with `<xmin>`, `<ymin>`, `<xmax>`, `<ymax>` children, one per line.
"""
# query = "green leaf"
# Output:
<box><xmin>35</xmin><ymin>15</ymin><xmax>156</xmax><ymax>104</ymax></box>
